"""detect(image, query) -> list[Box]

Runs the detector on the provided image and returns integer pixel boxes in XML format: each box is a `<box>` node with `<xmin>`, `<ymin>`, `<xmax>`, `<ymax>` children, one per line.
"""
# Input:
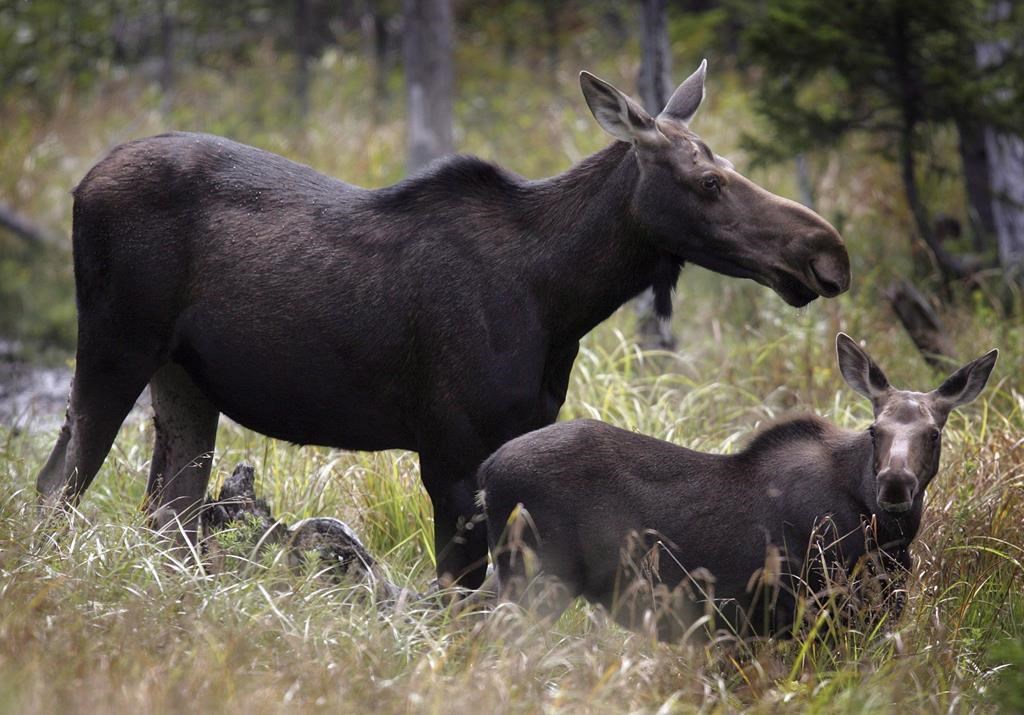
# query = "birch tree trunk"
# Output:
<box><xmin>404</xmin><ymin>0</ymin><xmax>454</xmax><ymax>174</ymax></box>
<box><xmin>985</xmin><ymin>129</ymin><xmax>1024</xmax><ymax>278</ymax></box>
<box><xmin>976</xmin><ymin>2</ymin><xmax>1024</xmax><ymax>278</ymax></box>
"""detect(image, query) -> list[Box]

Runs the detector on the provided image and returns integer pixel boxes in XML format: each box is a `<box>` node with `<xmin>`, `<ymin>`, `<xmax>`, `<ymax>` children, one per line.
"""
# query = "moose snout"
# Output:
<box><xmin>876</xmin><ymin>468</ymin><xmax>918</xmax><ymax>513</ymax></box>
<box><xmin>804</xmin><ymin>223</ymin><xmax>850</xmax><ymax>297</ymax></box>
<box><xmin>787</xmin><ymin>203</ymin><xmax>850</xmax><ymax>298</ymax></box>
<box><xmin>809</xmin><ymin>256</ymin><xmax>848</xmax><ymax>298</ymax></box>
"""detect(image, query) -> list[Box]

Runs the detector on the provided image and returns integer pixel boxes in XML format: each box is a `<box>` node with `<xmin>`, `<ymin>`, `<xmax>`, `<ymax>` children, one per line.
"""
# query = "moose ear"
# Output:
<box><xmin>659</xmin><ymin>59</ymin><xmax>707</xmax><ymax>124</ymax></box>
<box><xmin>930</xmin><ymin>349</ymin><xmax>998</xmax><ymax>415</ymax></box>
<box><xmin>580</xmin><ymin>71</ymin><xmax>664</xmax><ymax>145</ymax></box>
<box><xmin>836</xmin><ymin>333</ymin><xmax>891</xmax><ymax>405</ymax></box>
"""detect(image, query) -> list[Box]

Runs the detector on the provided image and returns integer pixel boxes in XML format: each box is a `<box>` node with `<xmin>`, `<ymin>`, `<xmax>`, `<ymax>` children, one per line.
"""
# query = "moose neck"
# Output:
<box><xmin>522</xmin><ymin>142</ymin><xmax>672</xmax><ymax>344</ymax></box>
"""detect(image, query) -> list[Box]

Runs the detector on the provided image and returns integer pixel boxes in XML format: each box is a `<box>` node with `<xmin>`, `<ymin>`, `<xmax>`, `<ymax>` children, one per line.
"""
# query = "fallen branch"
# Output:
<box><xmin>884</xmin><ymin>280</ymin><xmax>957</xmax><ymax>370</ymax></box>
<box><xmin>0</xmin><ymin>202</ymin><xmax>55</xmax><ymax>246</ymax></box>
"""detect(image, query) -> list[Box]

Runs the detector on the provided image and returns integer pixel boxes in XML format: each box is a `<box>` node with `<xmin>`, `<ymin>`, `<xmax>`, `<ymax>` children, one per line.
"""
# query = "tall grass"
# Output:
<box><xmin>2</xmin><ymin>304</ymin><xmax>1021</xmax><ymax>713</ymax></box>
<box><xmin>2</xmin><ymin>31</ymin><xmax>1023</xmax><ymax>714</ymax></box>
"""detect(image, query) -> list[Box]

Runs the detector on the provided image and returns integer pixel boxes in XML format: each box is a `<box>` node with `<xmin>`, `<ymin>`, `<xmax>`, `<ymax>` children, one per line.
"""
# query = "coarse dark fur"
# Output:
<box><xmin>479</xmin><ymin>335</ymin><xmax>997</xmax><ymax>638</ymax></box>
<box><xmin>36</xmin><ymin>64</ymin><xmax>849</xmax><ymax>588</ymax></box>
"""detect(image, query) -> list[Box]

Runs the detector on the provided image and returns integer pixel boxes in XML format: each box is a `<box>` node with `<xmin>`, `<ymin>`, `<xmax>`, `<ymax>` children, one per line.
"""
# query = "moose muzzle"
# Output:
<box><xmin>876</xmin><ymin>468</ymin><xmax>918</xmax><ymax>513</ymax></box>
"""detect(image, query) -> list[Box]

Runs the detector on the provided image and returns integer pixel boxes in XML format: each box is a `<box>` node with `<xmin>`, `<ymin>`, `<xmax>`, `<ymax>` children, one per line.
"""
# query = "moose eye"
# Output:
<box><xmin>699</xmin><ymin>175</ymin><xmax>721</xmax><ymax>196</ymax></box>
<box><xmin>868</xmin><ymin>426</ymin><xmax>877</xmax><ymax>441</ymax></box>
<box><xmin>930</xmin><ymin>429</ymin><xmax>940</xmax><ymax>442</ymax></box>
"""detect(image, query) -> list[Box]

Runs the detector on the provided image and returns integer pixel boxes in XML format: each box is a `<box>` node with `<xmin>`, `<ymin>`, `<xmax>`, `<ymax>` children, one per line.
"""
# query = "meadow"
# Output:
<box><xmin>1</xmin><ymin>32</ymin><xmax>1023</xmax><ymax>713</ymax></box>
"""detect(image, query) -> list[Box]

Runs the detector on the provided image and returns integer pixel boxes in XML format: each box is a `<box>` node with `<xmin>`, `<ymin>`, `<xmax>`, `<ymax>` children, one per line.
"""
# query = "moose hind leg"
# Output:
<box><xmin>146</xmin><ymin>363</ymin><xmax>220</xmax><ymax>542</ymax></box>
<box><xmin>37</xmin><ymin>354</ymin><xmax>154</xmax><ymax>510</ymax></box>
<box><xmin>36</xmin><ymin>415</ymin><xmax>72</xmax><ymax>502</ymax></box>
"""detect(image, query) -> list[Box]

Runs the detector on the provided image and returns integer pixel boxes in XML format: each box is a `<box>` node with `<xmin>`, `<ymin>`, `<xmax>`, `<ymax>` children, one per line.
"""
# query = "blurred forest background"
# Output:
<box><xmin>1</xmin><ymin>0</ymin><xmax>1022</xmax><ymax>364</ymax></box>
<box><xmin>3</xmin><ymin>4</ymin><xmax>1024</xmax><ymax>712</ymax></box>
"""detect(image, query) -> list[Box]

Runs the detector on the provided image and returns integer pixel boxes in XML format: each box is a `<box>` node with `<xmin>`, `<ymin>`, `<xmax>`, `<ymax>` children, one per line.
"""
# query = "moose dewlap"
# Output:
<box><xmin>479</xmin><ymin>334</ymin><xmax>997</xmax><ymax>640</ymax></box>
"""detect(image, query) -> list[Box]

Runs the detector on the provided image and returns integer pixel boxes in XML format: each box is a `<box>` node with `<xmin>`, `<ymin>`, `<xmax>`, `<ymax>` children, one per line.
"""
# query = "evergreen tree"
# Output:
<box><xmin>740</xmin><ymin>0</ymin><xmax>1023</xmax><ymax>282</ymax></box>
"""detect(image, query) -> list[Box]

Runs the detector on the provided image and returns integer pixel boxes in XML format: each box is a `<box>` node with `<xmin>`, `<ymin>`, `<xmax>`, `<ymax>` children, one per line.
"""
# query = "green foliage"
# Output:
<box><xmin>0</xmin><ymin>0</ymin><xmax>118</xmax><ymax>108</ymax></box>
<box><xmin>990</xmin><ymin>637</ymin><xmax>1024</xmax><ymax>712</ymax></box>
<box><xmin>0</xmin><ymin>240</ymin><xmax>75</xmax><ymax>354</ymax></box>
<box><xmin>739</xmin><ymin>0</ymin><xmax>1023</xmax><ymax>162</ymax></box>
<box><xmin>737</xmin><ymin>0</ymin><xmax>1024</xmax><ymax>277</ymax></box>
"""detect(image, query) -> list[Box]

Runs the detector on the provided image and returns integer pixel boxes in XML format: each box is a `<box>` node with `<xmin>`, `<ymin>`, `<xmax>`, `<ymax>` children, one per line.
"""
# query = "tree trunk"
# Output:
<box><xmin>638</xmin><ymin>0</ymin><xmax>672</xmax><ymax>114</ymax></box>
<box><xmin>985</xmin><ymin>129</ymin><xmax>1024</xmax><ymax>279</ymax></box>
<box><xmin>0</xmin><ymin>202</ymin><xmax>53</xmax><ymax>246</ymax></box>
<box><xmin>362</xmin><ymin>1</ymin><xmax>393</xmax><ymax>116</ymax></box>
<box><xmin>403</xmin><ymin>0</ymin><xmax>454</xmax><ymax>173</ymax></box>
<box><xmin>795</xmin><ymin>153</ymin><xmax>815</xmax><ymax>211</ymax></box>
<box><xmin>294</xmin><ymin>0</ymin><xmax>313</xmax><ymax>119</ymax></box>
<box><xmin>956</xmin><ymin>119</ymin><xmax>997</xmax><ymax>252</ymax></box>
<box><xmin>635</xmin><ymin>0</ymin><xmax>676</xmax><ymax>351</ymax></box>
<box><xmin>541</xmin><ymin>0</ymin><xmax>561</xmax><ymax>76</ymax></box>
<box><xmin>976</xmin><ymin>1</ymin><xmax>1024</xmax><ymax>279</ymax></box>
<box><xmin>898</xmin><ymin>123</ymin><xmax>975</xmax><ymax>284</ymax></box>
<box><xmin>891</xmin><ymin>9</ymin><xmax>968</xmax><ymax>285</ymax></box>
<box><xmin>157</xmin><ymin>0</ymin><xmax>175</xmax><ymax>94</ymax></box>
<box><xmin>885</xmin><ymin>280</ymin><xmax>956</xmax><ymax>371</ymax></box>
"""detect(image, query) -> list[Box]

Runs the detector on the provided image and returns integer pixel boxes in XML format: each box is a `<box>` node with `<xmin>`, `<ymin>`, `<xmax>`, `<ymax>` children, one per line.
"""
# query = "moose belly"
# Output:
<box><xmin>584</xmin><ymin>519</ymin><xmax>795</xmax><ymax>635</ymax></box>
<box><xmin>169</xmin><ymin>308</ymin><xmax>417</xmax><ymax>451</ymax></box>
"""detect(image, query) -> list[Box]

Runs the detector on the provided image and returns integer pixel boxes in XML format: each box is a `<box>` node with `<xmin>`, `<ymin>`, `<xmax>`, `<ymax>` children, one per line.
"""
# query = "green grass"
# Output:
<box><xmin>3</xmin><ymin>34</ymin><xmax>1024</xmax><ymax>715</ymax></box>
<box><xmin>2</xmin><ymin>304</ymin><xmax>1021</xmax><ymax>713</ymax></box>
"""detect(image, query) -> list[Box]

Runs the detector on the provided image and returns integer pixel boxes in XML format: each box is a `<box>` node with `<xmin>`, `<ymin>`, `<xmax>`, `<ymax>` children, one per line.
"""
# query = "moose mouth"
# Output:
<box><xmin>690</xmin><ymin>254</ymin><xmax>821</xmax><ymax>307</ymax></box>
<box><xmin>878</xmin><ymin>500</ymin><xmax>913</xmax><ymax>514</ymax></box>
<box><xmin>773</xmin><ymin>274</ymin><xmax>820</xmax><ymax>308</ymax></box>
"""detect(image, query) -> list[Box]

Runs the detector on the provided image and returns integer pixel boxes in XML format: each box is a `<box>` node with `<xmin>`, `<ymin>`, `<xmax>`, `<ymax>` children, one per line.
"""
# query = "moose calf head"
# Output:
<box><xmin>579</xmin><ymin>61</ymin><xmax>851</xmax><ymax>307</ymax></box>
<box><xmin>836</xmin><ymin>333</ymin><xmax>998</xmax><ymax>514</ymax></box>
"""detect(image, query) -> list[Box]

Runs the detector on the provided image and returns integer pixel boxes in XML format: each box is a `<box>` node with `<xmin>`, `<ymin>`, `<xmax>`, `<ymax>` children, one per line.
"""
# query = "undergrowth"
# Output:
<box><xmin>2</xmin><ymin>306</ymin><xmax>1022</xmax><ymax>713</ymax></box>
<box><xmin>2</xmin><ymin>25</ymin><xmax>1023</xmax><ymax>715</ymax></box>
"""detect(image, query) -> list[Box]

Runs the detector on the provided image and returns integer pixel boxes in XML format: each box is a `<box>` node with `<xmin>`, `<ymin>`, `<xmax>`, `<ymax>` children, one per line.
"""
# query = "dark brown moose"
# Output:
<box><xmin>480</xmin><ymin>334</ymin><xmax>997</xmax><ymax>637</ymax></box>
<box><xmin>37</xmin><ymin>61</ymin><xmax>849</xmax><ymax>588</ymax></box>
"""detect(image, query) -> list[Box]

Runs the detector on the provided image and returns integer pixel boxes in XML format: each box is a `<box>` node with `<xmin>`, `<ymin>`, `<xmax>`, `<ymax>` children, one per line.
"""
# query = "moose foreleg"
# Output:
<box><xmin>146</xmin><ymin>363</ymin><xmax>220</xmax><ymax>544</ymax></box>
<box><xmin>421</xmin><ymin>453</ymin><xmax>489</xmax><ymax>591</ymax></box>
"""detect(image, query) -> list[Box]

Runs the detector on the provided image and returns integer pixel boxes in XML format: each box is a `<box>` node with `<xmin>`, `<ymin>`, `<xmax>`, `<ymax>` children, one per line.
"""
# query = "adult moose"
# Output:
<box><xmin>480</xmin><ymin>334</ymin><xmax>997</xmax><ymax>638</ymax></box>
<box><xmin>37</xmin><ymin>61</ymin><xmax>849</xmax><ymax>589</ymax></box>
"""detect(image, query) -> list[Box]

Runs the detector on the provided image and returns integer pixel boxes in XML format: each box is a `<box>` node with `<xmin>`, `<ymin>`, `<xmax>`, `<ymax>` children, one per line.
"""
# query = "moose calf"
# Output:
<box><xmin>479</xmin><ymin>334</ymin><xmax>997</xmax><ymax>639</ymax></box>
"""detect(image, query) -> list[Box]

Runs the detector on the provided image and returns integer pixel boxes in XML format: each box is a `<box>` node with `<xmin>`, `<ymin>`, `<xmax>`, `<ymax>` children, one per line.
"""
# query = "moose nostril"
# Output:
<box><xmin>809</xmin><ymin>259</ymin><xmax>843</xmax><ymax>297</ymax></box>
<box><xmin>878</xmin><ymin>469</ymin><xmax>918</xmax><ymax>502</ymax></box>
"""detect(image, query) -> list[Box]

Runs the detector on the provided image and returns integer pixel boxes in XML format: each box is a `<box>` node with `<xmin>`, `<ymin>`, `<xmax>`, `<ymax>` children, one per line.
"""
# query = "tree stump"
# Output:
<box><xmin>202</xmin><ymin>463</ymin><xmax>401</xmax><ymax>601</ymax></box>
